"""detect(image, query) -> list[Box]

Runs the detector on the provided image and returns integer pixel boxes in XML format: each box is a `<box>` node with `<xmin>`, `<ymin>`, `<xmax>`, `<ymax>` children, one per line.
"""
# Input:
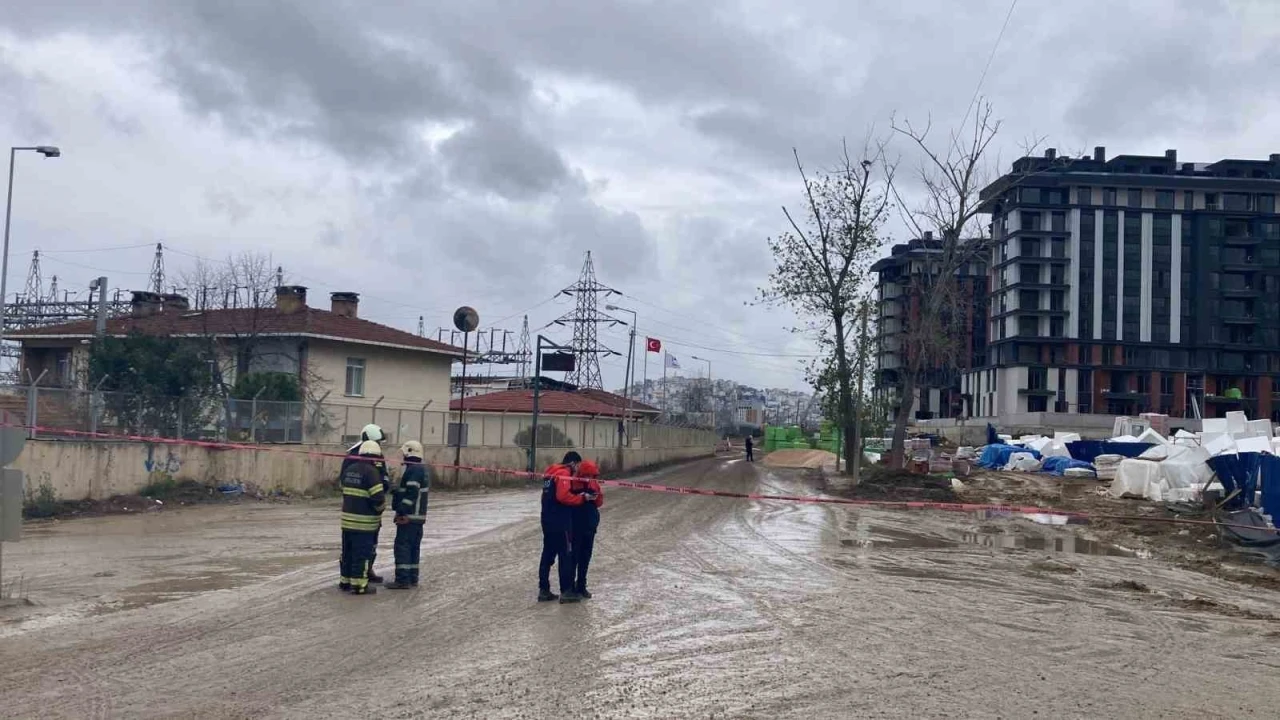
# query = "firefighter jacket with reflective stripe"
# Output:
<box><xmin>394</xmin><ymin>462</ymin><xmax>430</xmax><ymax>523</ymax></box>
<box><xmin>341</xmin><ymin>459</ymin><xmax>386</xmax><ymax>531</ymax></box>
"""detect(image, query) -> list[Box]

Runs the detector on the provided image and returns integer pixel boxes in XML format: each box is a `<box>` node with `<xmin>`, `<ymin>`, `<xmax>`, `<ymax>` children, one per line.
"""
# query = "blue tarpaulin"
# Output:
<box><xmin>978</xmin><ymin>444</ymin><xmax>1041</xmax><ymax>470</ymax></box>
<box><xmin>1041</xmin><ymin>456</ymin><xmax>1096</xmax><ymax>477</ymax></box>
<box><xmin>1208</xmin><ymin>452</ymin><xmax>1264</xmax><ymax>510</ymax></box>
<box><xmin>1066</xmin><ymin>441</ymin><xmax>1154</xmax><ymax>464</ymax></box>
<box><xmin>1261</xmin><ymin>455</ymin><xmax>1280</xmax><ymax>519</ymax></box>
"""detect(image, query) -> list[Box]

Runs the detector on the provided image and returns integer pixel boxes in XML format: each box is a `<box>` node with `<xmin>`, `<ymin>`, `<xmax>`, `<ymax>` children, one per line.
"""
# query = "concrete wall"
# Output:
<box><xmin>15</xmin><ymin>434</ymin><xmax>718</xmax><ymax>501</ymax></box>
<box><xmin>917</xmin><ymin>412</ymin><xmax>1201</xmax><ymax>445</ymax></box>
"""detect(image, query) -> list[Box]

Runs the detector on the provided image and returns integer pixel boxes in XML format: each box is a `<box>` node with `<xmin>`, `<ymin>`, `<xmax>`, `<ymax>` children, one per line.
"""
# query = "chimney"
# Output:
<box><xmin>275</xmin><ymin>285</ymin><xmax>308</xmax><ymax>315</ymax></box>
<box><xmin>1093</xmin><ymin>146</ymin><xmax>1106</xmax><ymax>162</ymax></box>
<box><xmin>330</xmin><ymin>292</ymin><xmax>359</xmax><ymax>318</ymax></box>
<box><xmin>1165</xmin><ymin>149</ymin><xmax>1177</xmax><ymax>162</ymax></box>
<box><xmin>923</xmin><ymin>230</ymin><xmax>933</xmax><ymax>241</ymax></box>
<box><xmin>161</xmin><ymin>293</ymin><xmax>190</xmax><ymax>312</ymax></box>
<box><xmin>130</xmin><ymin>291</ymin><xmax>163</xmax><ymax>318</ymax></box>
<box><xmin>1044</xmin><ymin>148</ymin><xmax>1056</xmax><ymax>160</ymax></box>
<box><xmin>1270</xmin><ymin>154</ymin><xmax>1280</xmax><ymax>163</ymax></box>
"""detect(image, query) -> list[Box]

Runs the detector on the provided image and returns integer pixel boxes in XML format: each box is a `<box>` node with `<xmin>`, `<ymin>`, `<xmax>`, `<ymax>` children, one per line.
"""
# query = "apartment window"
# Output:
<box><xmin>1022</xmin><ymin>263</ymin><xmax>1042</xmax><ymax>283</ymax></box>
<box><xmin>1022</xmin><ymin>238</ymin><xmax>1041</xmax><ymax>257</ymax></box>
<box><xmin>1049</xmin><ymin>266</ymin><xmax>1066</xmax><ymax>285</ymax></box>
<box><xmin>1223</xmin><ymin>193</ymin><xmax>1251</xmax><ymax>212</ymax></box>
<box><xmin>1103</xmin><ymin>188</ymin><xmax>1117</xmax><ymax>205</ymax></box>
<box><xmin>1028</xmin><ymin>367</ymin><xmax>1048</xmax><ymax>390</ymax></box>
<box><xmin>1020</xmin><ymin>290</ymin><xmax>1040</xmax><ymax>310</ymax></box>
<box><xmin>345</xmin><ymin>358</ymin><xmax>366</xmax><ymax>397</ymax></box>
<box><xmin>1049</xmin><ymin>317</ymin><xmax>1065</xmax><ymax>337</ymax></box>
<box><xmin>1022</xmin><ymin>212</ymin><xmax>1043</xmax><ymax>232</ymax></box>
<box><xmin>1263</xmin><ymin>222</ymin><xmax>1280</xmax><ymax>240</ymax></box>
<box><xmin>1051</xmin><ymin>212</ymin><xmax>1067</xmax><ymax>232</ymax></box>
<box><xmin>1182</xmin><ymin>190</ymin><xmax>1195</xmax><ymax>210</ymax></box>
<box><xmin>1019</xmin><ymin>317</ymin><xmax>1040</xmax><ymax>337</ymax></box>
<box><xmin>1259</xmin><ymin>194</ymin><xmax>1276</xmax><ymax>214</ymax></box>
<box><xmin>1127</xmin><ymin>189</ymin><xmax>1143</xmax><ymax>208</ymax></box>
<box><xmin>1050</xmin><ymin>291</ymin><xmax>1065</xmax><ymax>311</ymax></box>
<box><xmin>1021</xmin><ymin>187</ymin><xmax>1042</xmax><ymax>204</ymax></box>
<box><xmin>1078</xmin><ymin>187</ymin><xmax>1092</xmax><ymax>205</ymax></box>
<box><xmin>1205</xmin><ymin>192</ymin><xmax>1220</xmax><ymax>210</ymax></box>
<box><xmin>1051</xmin><ymin>237</ymin><xmax>1066</xmax><ymax>258</ymax></box>
<box><xmin>1155</xmin><ymin>190</ymin><xmax>1174</xmax><ymax>209</ymax></box>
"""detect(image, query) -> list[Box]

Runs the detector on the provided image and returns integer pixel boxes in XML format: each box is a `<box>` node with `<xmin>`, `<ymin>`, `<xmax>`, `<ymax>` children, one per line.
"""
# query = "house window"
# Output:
<box><xmin>1078</xmin><ymin>187</ymin><xmax>1092</xmax><ymax>205</ymax></box>
<box><xmin>1103</xmin><ymin>188</ymin><xmax>1117</xmax><ymax>206</ymax></box>
<box><xmin>1259</xmin><ymin>194</ymin><xmax>1276</xmax><ymax>214</ymax></box>
<box><xmin>1127</xmin><ymin>189</ymin><xmax>1143</xmax><ymax>208</ymax></box>
<box><xmin>1155</xmin><ymin>190</ymin><xmax>1174</xmax><ymax>209</ymax></box>
<box><xmin>345</xmin><ymin>358</ymin><xmax>366</xmax><ymax>397</ymax></box>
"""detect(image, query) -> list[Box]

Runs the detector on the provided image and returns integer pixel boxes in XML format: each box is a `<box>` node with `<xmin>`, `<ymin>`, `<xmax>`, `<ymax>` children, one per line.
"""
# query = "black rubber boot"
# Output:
<box><xmin>384</xmin><ymin>581</ymin><xmax>412</xmax><ymax>590</ymax></box>
<box><xmin>578</xmin><ymin>589</ymin><xmax>592</xmax><ymax>599</ymax></box>
<box><xmin>338</xmin><ymin>582</ymin><xmax>352</xmax><ymax>592</ymax></box>
<box><xmin>367</xmin><ymin>571</ymin><xmax>385</xmax><ymax>584</ymax></box>
<box><xmin>559</xmin><ymin>591</ymin><xmax>582</xmax><ymax>604</ymax></box>
<box><xmin>537</xmin><ymin>589</ymin><xmax>559</xmax><ymax>602</ymax></box>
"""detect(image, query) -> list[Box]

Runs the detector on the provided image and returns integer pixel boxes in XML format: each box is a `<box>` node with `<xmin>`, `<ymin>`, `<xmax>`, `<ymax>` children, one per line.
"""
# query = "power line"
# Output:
<box><xmin>958</xmin><ymin>0</ymin><xmax>1018</xmax><ymax>134</ymax></box>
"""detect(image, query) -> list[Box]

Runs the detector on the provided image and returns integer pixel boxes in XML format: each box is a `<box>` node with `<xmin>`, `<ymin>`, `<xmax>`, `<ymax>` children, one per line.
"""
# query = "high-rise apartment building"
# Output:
<box><xmin>873</xmin><ymin>234</ymin><xmax>988</xmax><ymax>419</ymax></box>
<box><xmin>965</xmin><ymin>147</ymin><xmax>1280</xmax><ymax>422</ymax></box>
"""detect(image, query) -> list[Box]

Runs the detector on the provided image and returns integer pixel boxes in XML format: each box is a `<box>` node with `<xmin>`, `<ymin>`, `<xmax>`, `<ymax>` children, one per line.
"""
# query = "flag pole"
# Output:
<box><xmin>662</xmin><ymin>351</ymin><xmax>668</xmax><ymax>420</ymax></box>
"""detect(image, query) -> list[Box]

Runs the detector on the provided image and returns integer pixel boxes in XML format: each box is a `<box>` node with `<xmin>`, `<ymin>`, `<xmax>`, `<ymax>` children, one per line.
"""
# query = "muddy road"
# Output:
<box><xmin>2</xmin><ymin>457</ymin><xmax>1279</xmax><ymax>718</ymax></box>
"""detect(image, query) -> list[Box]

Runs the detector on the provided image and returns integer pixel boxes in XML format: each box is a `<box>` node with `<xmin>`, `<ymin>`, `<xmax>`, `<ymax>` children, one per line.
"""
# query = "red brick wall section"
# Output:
<box><xmin>1173</xmin><ymin>373</ymin><xmax>1187</xmax><ymax>417</ymax></box>
<box><xmin>1149</xmin><ymin>370</ymin><xmax>1161</xmax><ymax>414</ymax></box>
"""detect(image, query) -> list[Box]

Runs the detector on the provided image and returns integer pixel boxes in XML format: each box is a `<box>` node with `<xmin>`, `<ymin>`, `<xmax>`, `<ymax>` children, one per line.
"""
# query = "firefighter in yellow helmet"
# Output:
<box><xmin>338</xmin><ymin>440</ymin><xmax>386</xmax><ymax>595</ymax></box>
<box><xmin>385</xmin><ymin>440</ymin><xmax>430</xmax><ymax>589</ymax></box>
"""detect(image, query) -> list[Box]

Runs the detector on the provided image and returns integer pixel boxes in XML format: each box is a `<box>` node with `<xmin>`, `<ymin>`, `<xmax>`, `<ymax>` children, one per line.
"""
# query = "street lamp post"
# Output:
<box><xmin>690</xmin><ymin>355</ymin><xmax>712</xmax><ymax>430</ymax></box>
<box><xmin>2</xmin><ymin>146</ymin><xmax>61</xmax><ymax>346</ymax></box>
<box><xmin>605</xmin><ymin>303</ymin><xmax>637</xmax><ymax>441</ymax></box>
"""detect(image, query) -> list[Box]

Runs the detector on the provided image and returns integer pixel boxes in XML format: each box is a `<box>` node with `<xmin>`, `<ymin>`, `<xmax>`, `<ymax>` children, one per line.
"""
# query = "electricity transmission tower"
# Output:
<box><xmin>149</xmin><ymin>243</ymin><xmax>165</xmax><ymax>294</ymax></box>
<box><xmin>517</xmin><ymin>315</ymin><xmax>532</xmax><ymax>378</ymax></box>
<box><xmin>552</xmin><ymin>251</ymin><xmax>621</xmax><ymax>389</ymax></box>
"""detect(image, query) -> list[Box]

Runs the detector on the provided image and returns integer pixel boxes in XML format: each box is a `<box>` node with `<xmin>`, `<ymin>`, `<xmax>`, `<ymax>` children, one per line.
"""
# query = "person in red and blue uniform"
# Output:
<box><xmin>538</xmin><ymin>451</ymin><xmax>588</xmax><ymax>603</ymax></box>
<box><xmin>571</xmin><ymin>460</ymin><xmax>605</xmax><ymax>599</ymax></box>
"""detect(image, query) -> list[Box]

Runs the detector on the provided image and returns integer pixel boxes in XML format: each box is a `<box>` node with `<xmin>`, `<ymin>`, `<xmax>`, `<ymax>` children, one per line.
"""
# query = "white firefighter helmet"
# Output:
<box><xmin>358</xmin><ymin>440</ymin><xmax>383</xmax><ymax>456</ymax></box>
<box><xmin>401</xmin><ymin>440</ymin><xmax>424</xmax><ymax>459</ymax></box>
<box><xmin>361</xmin><ymin>424</ymin><xmax>385</xmax><ymax>442</ymax></box>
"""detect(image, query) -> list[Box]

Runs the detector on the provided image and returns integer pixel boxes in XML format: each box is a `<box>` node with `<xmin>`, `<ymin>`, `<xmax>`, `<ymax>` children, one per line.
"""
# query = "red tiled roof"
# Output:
<box><xmin>450</xmin><ymin>389</ymin><xmax>639</xmax><ymax>417</ymax></box>
<box><xmin>8</xmin><ymin>307</ymin><xmax>465</xmax><ymax>356</ymax></box>
<box><xmin>578</xmin><ymin>388</ymin><xmax>660</xmax><ymax>414</ymax></box>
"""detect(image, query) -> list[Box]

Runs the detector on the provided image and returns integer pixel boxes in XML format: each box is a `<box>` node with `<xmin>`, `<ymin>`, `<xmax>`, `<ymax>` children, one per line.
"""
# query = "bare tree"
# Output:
<box><xmin>760</xmin><ymin>139</ymin><xmax>894</xmax><ymax>480</ymax></box>
<box><xmin>178</xmin><ymin>252</ymin><xmax>283</xmax><ymax>310</ymax></box>
<box><xmin>885</xmin><ymin>101</ymin><xmax>1045</xmax><ymax>467</ymax></box>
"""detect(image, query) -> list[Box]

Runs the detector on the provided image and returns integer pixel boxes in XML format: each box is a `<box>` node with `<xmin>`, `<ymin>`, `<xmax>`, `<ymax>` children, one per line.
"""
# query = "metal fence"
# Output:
<box><xmin>0</xmin><ymin>385</ymin><xmax>717</xmax><ymax>450</ymax></box>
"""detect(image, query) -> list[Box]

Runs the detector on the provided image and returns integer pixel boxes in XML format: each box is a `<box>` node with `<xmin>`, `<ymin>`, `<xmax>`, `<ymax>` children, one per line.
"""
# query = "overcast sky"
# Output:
<box><xmin>2</xmin><ymin>0</ymin><xmax>1279</xmax><ymax>395</ymax></box>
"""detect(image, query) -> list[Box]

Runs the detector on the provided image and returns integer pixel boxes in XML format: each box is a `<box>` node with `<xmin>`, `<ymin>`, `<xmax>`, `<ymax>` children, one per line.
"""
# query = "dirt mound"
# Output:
<box><xmin>763</xmin><ymin>449</ymin><xmax>838</xmax><ymax>469</ymax></box>
<box><xmin>822</xmin><ymin>466</ymin><xmax>960</xmax><ymax>502</ymax></box>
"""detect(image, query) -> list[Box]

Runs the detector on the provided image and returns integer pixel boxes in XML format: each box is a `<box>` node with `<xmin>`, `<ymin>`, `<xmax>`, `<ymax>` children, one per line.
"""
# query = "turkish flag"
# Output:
<box><xmin>646</xmin><ymin>337</ymin><xmax>661</xmax><ymax>353</ymax></box>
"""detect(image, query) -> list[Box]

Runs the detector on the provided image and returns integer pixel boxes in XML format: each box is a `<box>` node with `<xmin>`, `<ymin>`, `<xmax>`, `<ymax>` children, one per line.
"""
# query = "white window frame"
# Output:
<box><xmin>345</xmin><ymin>357</ymin><xmax>366</xmax><ymax>397</ymax></box>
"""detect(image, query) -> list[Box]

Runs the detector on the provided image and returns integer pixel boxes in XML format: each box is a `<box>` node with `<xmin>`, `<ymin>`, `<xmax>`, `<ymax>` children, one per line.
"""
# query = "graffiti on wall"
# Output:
<box><xmin>144</xmin><ymin>444</ymin><xmax>182</xmax><ymax>475</ymax></box>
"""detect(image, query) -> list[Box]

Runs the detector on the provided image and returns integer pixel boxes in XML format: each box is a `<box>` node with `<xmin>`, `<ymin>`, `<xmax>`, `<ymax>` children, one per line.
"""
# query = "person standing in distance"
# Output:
<box><xmin>339</xmin><ymin>440</ymin><xmax>387</xmax><ymax>595</ymax></box>
<box><xmin>385</xmin><ymin>441</ymin><xmax>429</xmax><ymax>590</ymax></box>
<box><xmin>538</xmin><ymin>451</ymin><xmax>582</xmax><ymax>603</ymax></box>
<box><xmin>340</xmin><ymin>423</ymin><xmax>389</xmax><ymax>583</ymax></box>
<box><xmin>571</xmin><ymin>460</ymin><xmax>604</xmax><ymax>599</ymax></box>
<box><xmin>745</xmin><ymin>435</ymin><xmax>754</xmax><ymax>463</ymax></box>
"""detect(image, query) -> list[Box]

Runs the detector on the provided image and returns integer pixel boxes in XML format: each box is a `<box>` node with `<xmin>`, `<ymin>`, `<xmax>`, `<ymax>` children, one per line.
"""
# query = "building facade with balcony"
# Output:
<box><xmin>873</xmin><ymin>235</ymin><xmax>989</xmax><ymax>419</ymax></box>
<box><xmin>965</xmin><ymin>147</ymin><xmax>1280</xmax><ymax>422</ymax></box>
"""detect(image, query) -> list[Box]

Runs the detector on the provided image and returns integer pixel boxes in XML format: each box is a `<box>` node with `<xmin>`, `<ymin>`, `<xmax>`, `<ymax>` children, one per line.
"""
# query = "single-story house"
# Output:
<box><xmin>7</xmin><ymin>285</ymin><xmax>465</xmax><ymax>443</ymax></box>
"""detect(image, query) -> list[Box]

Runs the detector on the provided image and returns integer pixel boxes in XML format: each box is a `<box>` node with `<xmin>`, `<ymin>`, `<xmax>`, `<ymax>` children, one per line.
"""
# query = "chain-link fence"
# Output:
<box><xmin>0</xmin><ymin>385</ymin><xmax>717</xmax><ymax>450</ymax></box>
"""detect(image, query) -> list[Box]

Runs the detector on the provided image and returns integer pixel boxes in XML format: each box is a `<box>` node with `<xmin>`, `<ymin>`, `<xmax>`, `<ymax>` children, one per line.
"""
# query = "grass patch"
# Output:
<box><xmin>22</xmin><ymin>482</ymin><xmax>68</xmax><ymax>519</ymax></box>
<box><xmin>138</xmin><ymin>475</ymin><xmax>213</xmax><ymax>502</ymax></box>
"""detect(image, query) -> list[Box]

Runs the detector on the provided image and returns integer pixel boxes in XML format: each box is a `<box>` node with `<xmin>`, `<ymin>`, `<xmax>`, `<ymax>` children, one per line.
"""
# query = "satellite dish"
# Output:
<box><xmin>453</xmin><ymin>306</ymin><xmax>479</xmax><ymax>333</ymax></box>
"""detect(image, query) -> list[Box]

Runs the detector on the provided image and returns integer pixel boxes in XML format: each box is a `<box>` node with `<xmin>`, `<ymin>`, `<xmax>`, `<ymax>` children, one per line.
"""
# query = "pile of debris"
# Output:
<box><xmin>975</xmin><ymin>412</ymin><xmax>1280</xmax><ymax>541</ymax></box>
